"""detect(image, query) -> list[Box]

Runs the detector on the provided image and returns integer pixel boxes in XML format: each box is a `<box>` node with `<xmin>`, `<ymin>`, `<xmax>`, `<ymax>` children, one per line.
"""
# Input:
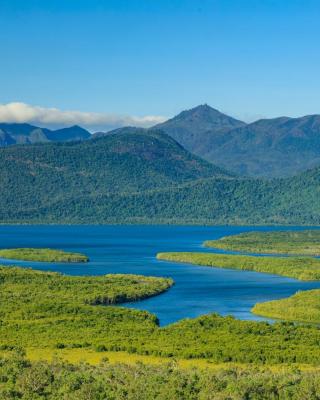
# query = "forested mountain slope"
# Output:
<box><xmin>0</xmin><ymin>127</ymin><xmax>319</xmax><ymax>224</ymax></box>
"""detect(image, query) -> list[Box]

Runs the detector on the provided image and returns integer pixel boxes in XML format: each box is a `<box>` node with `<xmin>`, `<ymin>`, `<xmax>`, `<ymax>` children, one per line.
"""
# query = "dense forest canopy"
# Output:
<box><xmin>1</xmin><ymin>129</ymin><xmax>320</xmax><ymax>225</ymax></box>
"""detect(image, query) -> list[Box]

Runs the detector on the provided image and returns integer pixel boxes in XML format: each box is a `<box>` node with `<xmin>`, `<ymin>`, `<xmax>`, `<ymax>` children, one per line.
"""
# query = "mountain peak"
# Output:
<box><xmin>172</xmin><ymin>104</ymin><xmax>238</xmax><ymax>122</ymax></box>
<box><xmin>69</xmin><ymin>125</ymin><xmax>88</xmax><ymax>131</ymax></box>
<box><xmin>151</xmin><ymin>104</ymin><xmax>246</xmax><ymax>158</ymax></box>
<box><xmin>186</xmin><ymin>103</ymin><xmax>217</xmax><ymax>113</ymax></box>
<box><xmin>188</xmin><ymin>103</ymin><xmax>221</xmax><ymax>113</ymax></box>
<box><xmin>48</xmin><ymin>125</ymin><xmax>91</xmax><ymax>142</ymax></box>
<box><xmin>54</xmin><ymin>125</ymin><xmax>89</xmax><ymax>133</ymax></box>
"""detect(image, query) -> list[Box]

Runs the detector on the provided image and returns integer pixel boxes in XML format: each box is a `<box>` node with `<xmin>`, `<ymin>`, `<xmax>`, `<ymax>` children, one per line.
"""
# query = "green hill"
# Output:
<box><xmin>0</xmin><ymin>128</ymin><xmax>320</xmax><ymax>224</ymax></box>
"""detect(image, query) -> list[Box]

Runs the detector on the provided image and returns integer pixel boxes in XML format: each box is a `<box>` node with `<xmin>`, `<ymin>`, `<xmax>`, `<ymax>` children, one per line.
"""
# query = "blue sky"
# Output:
<box><xmin>0</xmin><ymin>0</ymin><xmax>320</xmax><ymax>129</ymax></box>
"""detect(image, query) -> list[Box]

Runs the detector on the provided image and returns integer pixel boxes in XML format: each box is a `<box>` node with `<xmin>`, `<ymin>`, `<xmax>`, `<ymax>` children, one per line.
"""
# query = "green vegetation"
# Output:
<box><xmin>1</xmin><ymin>266</ymin><xmax>320</xmax><ymax>365</ymax></box>
<box><xmin>253</xmin><ymin>289</ymin><xmax>320</xmax><ymax>324</ymax></box>
<box><xmin>205</xmin><ymin>230</ymin><xmax>320</xmax><ymax>256</ymax></box>
<box><xmin>1</xmin><ymin>355</ymin><xmax>320</xmax><ymax>399</ymax></box>
<box><xmin>143</xmin><ymin>314</ymin><xmax>320</xmax><ymax>364</ymax></box>
<box><xmin>0</xmin><ymin>248</ymin><xmax>89</xmax><ymax>263</ymax></box>
<box><xmin>0</xmin><ymin>266</ymin><xmax>173</xmax><ymax>309</ymax></box>
<box><xmin>2</xmin><ymin>264</ymin><xmax>320</xmax><ymax>397</ymax></box>
<box><xmin>1</xmin><ymin>129</ymin><xmax>320</xmax><ymax>224</ymax></box>
<box><xmin>157</xmin><ymin>252</ymin><xmax>320</xmax><ymax>281</ymax></box>
<box><xmin>0</xmin><ymin>266</ymin><xmax>173</xmax><ymax>352</ymax></box>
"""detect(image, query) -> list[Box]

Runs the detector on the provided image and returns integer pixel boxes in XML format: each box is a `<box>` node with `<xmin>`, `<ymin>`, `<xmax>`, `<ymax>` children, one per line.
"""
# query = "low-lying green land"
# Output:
<box><xmin>1</xmin><ymin>355</ymin><xmax>320</xmax><ymax>400</ymax></box>
<box><xmin>0</xmin><ymin>266</ymin><xmax>173</xmax><ymax>310</ymax></box>
<box><xmin>253</xmin><ymin>289</ymin><xmax>320</xmax><ymax>324</ymax></box>
<box><xmin>2</xmin><ymin>264</ymin><xmax>320</xmax><ymax>398</ymax></box>
<box><xmin>1</xmin><ymin>266</ymin><xmax>320</xmax><ymax>365</ymax></box>
<box><xmin>2</xmin><ymin>233</ymin><xmax>320</xmax><ymax>398</ymax></box>
<box><xmin>157</xmin><ymin>252</ymin><xmax>320</xmax><ymax>280</ymax></box>
<box><xmin>204</xmin><ymin>230</ymin><xmax>320</xmax><ymax>256</ymax></box>
<box><xmin>0</xmin><ymin>248</ymin><xmax>89</xmax><ymax>263</ymax></box>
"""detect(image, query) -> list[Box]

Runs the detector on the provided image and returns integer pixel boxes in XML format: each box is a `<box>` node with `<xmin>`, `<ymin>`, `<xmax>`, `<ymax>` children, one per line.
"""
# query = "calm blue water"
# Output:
<box><xmin>0</xmin><ymin>225</ymin><xmax>319</xmax><ymax>326</ymax></box>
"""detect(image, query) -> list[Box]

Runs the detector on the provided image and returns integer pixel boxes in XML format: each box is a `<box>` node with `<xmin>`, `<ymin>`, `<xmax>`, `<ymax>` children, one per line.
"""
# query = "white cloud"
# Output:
<box><xmin>0</xmin><ymin>102</ymin><xmax>167</xmax><ymax>131</ymax></box>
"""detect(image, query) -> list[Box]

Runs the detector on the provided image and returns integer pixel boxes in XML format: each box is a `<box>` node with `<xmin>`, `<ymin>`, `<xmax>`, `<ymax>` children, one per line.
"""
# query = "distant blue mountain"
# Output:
<box><xmin>0</xmin><ymin>123</ymin><xmax>91</xmax><ymax>145</ymax></box>
<box><xmin>46</xmin><ymin>125</ymin><xmax>91</xmax><ymax>142</ymax></box>
<box><xmin>152</xmin><ymin>105</ymin><xmax>320</xmax><ymax>178</ymax></box>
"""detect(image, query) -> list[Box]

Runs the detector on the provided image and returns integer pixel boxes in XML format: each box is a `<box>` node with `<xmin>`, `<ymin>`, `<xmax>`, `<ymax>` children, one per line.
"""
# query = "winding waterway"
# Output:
<box><xmin>0</xmin><ymin>225</ymin><xmax>319</xmax><ymax>325</ymax></box>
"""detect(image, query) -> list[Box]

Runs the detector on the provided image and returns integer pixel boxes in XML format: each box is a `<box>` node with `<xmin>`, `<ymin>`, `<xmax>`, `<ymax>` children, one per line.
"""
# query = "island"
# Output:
<box><xmin>0</xmin><ymin>248</ymin><xmax>89</xmax><ymax>263</ymax></box>
<box><xmin>204</xmin><ymin>230</ymin><xmax>320</xmax><ymax>256</ymax></box>
<box><xmin>157</xmin><ymin>252</ymin><xmax>320</xmax><ymax>281</ymax></box>
<box><xmin>252</xmin><ymin>289</ymin><xmax>320</xmax><ymax>324</ymax></box>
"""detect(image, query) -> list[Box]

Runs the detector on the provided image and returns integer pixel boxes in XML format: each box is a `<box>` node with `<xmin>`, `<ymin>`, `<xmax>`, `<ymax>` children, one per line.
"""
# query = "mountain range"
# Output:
<box><xmin>1</xmin><ymin>128</ymin><xmax>320</xmax><ymax>225</ymax></box>
<box><xmin>1</xmin><ymin>104</ymin><xmax>320</xmax><ymax>178</ymax></box>
<box><xmin>0</xmin><ymin>123</ymin><xmax>90</xmax><ymax>146</ymax></box>
<box><xmin>154</xmin><ymin>105</ymin><xmax>320</xmax><ymax>178</ymax></box>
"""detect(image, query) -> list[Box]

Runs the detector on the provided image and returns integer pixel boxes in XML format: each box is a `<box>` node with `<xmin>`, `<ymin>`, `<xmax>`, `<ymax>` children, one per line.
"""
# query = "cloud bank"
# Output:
<box><xmin>0</xmin><ymin>102</ymin><xmax>167</xmax><ymax>131</ymax></box>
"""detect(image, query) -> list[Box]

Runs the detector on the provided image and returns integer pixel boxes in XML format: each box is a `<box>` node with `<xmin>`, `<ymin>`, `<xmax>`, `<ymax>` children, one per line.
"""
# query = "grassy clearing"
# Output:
<box><xmin>25</xmin><ymin>348</ymin><xmax>220</xmax><ymax>369</ymax></box>
<box><xmin>26</xmin><ymin>348</ymin><xmax>167</xmax><ymax>366</ymax></box>
<box><xmin>252</xmin><ymin>289</ymin><xmax>320</xmax><ymax>324</ymax></box>
<box><xmin>0</xmin><ymin>248</ymin><xmax>89</xmax><ymax>262</ymax></box>
<box><xmin>25</xmin><ymin>348</ymin><xmax>320</xmax><ymax>372</ymax></box>
<box><xmin>157</xmin><ymin>251</ymin><xmax>320</xmax><ymax>281</ymax></box>
<box><xmin>204</xmin><ymin>230</ymin><xmax>320</xmax><ymax>256</ymax></box>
